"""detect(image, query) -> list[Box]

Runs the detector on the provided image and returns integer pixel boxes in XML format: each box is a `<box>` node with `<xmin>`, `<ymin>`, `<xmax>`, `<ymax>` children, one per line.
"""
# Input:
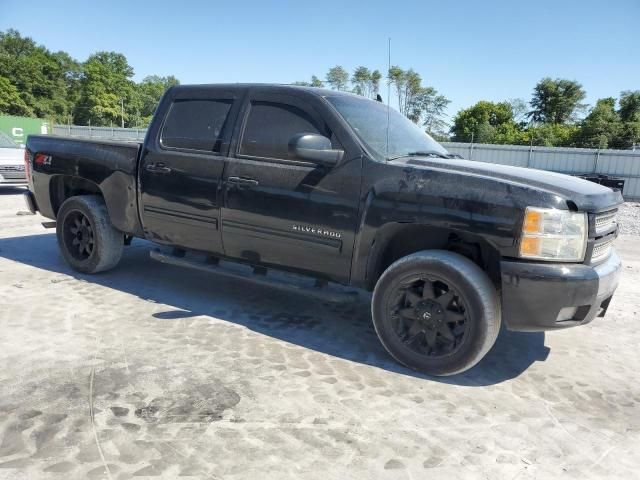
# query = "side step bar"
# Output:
<box><xmin>150</xmin><ymin>249</ymin><xmax>359</xmax><ymax>303</ymax></box>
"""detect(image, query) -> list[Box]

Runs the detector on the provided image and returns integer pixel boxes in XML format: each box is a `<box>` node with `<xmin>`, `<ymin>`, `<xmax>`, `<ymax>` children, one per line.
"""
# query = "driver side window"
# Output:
<box><xmin>239</xmin><ymin>101</ymin><xmax>324</xmax><ymax>161</ymax></box>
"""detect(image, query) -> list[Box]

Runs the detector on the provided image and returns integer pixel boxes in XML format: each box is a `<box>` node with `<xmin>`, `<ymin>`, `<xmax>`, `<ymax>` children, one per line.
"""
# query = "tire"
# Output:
<box><xmin>56</xmin><ymin>195</ymin><xmax>123</xmax><ymax>274</ymax></box>
<box><xmin>371</xmin><ymin>250</ymin><xmax>500</xmax><ymax>376</ymax></box>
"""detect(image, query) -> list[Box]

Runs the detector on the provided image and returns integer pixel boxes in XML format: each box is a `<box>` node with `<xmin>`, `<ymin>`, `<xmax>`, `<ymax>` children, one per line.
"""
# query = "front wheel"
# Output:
<box><xmin>372</xmin><ymin>250</ymin><xmax>501</xmax><ymax>376</ymax></box>
<box><xmin>56</xmin><ymin>195</ymin><xmax>123</xmax><ymax>274</ymax></box>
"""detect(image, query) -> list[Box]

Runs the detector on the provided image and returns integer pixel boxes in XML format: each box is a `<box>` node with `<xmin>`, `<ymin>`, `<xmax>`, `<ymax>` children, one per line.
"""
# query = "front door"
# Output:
<box><xmin>140</xmin><ymin>91</ymin><xmax>240</xmax><ymax>253</ymax></box>
<box><xmin>220</xmin><ymin>91</ymin><xmax>362</xmax><ymax>284</ymax></box>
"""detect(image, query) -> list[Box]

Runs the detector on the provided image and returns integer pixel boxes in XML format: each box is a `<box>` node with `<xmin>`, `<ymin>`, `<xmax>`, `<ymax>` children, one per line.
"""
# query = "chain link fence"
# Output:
<box><xmin>53</xmin><ymin>124</ymin><xmax>147</xmax><ymax>141</ymax></box>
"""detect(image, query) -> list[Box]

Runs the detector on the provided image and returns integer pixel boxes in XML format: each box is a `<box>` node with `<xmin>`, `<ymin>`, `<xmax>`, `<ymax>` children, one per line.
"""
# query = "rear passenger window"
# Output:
<box><xmin>161</xmin><ymin>99</ymin><xmax>232</xmax><ymax>152</ymax></box>
<box><xmin>240</xmin><ymin>102</ymin><xmax>322</xmax><ymax>160</ymax></box>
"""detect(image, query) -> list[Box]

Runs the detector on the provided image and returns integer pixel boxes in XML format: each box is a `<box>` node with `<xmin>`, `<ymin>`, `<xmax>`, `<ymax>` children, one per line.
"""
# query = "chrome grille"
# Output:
<box><xmin>592</xmin><ymin>239</ymin><xmax>613</xmax><ymax>262</ymax></box>
<box><xmin>595</xmin><ymin>210</ymin><xmax>617</xmax><ymax>235</ymax></box>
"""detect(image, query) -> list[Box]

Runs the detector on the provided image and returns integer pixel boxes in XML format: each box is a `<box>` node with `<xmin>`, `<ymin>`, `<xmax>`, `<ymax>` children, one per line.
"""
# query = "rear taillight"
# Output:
<box><xmin>23</xmin><ymin>149</ymin><xmax>31</xmax><ymax>182</ymax></box>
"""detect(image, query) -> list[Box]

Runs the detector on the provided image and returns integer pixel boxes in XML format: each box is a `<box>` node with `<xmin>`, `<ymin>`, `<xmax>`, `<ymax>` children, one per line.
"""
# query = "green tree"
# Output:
<box><xmin>611</xmin><ymin>90</ymin><xmax>640</xmax><ymax>148</ymax></box>
<box><xmin>617</xmin><ymin>122</ymin><xmax>640</xmax><ymax>148</ymax></box>
<box><xmin>0</xmin><ymin>29</ymin><xmax>78</xmax><ymax>121</ymax></box>
<box><xmin>491</xmin><ymin>122</ymin><xmax>530</xmax><ymax>145</ymax></box>
<box><xmin>579</xmin><ymin>98</ymin><xmax>622</xmax><ymax>148</ymax></box>
<box><xmin>325</xmin><ymin>66</ymin><xmax>349</xmax><ymax>91</ymax></box>
<box><xmin>387</xmin><ymin>66</ymin><xmax>449</xmax><ymax>132</ymax></box>
<box><xmin>388</xmin><ymin>66</ymin><xmax>422</xmax><ymax>116</ymax></box>
<box><xmin>310</xmin><ymin>75</ymin><xmax>324</xmax><ymax>88</ymax></box>
<box><xmin>508</xmin><ymin>98</ymin><xmax>529</xmax><ymax>125</ymax></box>
<box><xmin>53</xmin><ymin>51</ymin><xmax>82</xmax><ymax>117</ymax></box>
<box><xmin>370</xmin><ymin>70</ymin><xmax>382</xmax><ymax>97</ymax></box>
<box><xmin>526</xmin><ymin>123</ymin><xmax>580</xmax><ymax>147</ymax></box>
<box><xmin>451</xmin><ymin>101</ymin><xmax>516</xmax><ymax>142</ymax></box>
<box><xmin>351</xmin><ymin>66</ymin><xmax>371</xmax><ymax>96</ymax></box>
<box><xmin>351</xmin><ymin>67</ymin><xmax>382</xmax><ymax>98</ymax></box>
<box><xmin>409</xmin><ymin>87</ymin><xmax>450</xmax><ymax>135</ymax></box>
<box><xmin>74</xmin><ymin>51</ymin><xmax>138</xmax><ymax>127</ymax></box>
<box><xmin>528</xmin><ymin>78</ymin><xmax>586</xmax><ymax>124</ymax></box>
<box><xmin>451</xmin><ymin>100</ymin><xmax>582</xmax><ymax>146</ymax></box>
<box><xmin>292</xmin><ymin>74</ymin><xmax>324</xmax><ymax>88</ymax></box>
<box><xmin>618</xmin><ymin>90</ymin><xmax>640</xmax><ymax>122</ymax></box>
<box><xmin>137</xmin><ymin>75</ymin><xmax>180</xmax><ymax>125</ymax></box>
<box><xmin>617</xmin><ymin>91</ymin><xmax>640</xmax><ymax>147</ymax></box>
<box><xmin>0</xmin><ymin>29</ymin><xmax>179</xmax><ymax>127</ymax></box>
<box><xmin>0</xmin><ymin>76</ymin><xmax>31</xmax><ymax>115</ymax></box>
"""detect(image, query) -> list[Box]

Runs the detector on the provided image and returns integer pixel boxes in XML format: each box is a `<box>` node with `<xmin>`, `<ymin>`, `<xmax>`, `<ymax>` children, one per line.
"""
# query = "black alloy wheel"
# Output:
<box><xmin>371</xmin><ymin>250</ymin><xmax>501</xmax><ymax>376</ymax></box>
<box><xmin>389</xmin><ymin>276</ymin><xmax>469</xmax><ymax>358</ymax></box>
<box><xmin>56</xmin><ymin>195</ymin><xmax>124</xmax><ymax>274</ymax></box>
<box><xmin>62</xmin><ymin>210</ymin><xmax>95</xmax><ymax>260</ymax></box>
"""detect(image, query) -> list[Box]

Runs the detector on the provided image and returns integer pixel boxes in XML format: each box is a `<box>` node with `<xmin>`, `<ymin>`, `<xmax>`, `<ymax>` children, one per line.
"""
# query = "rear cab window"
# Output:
<box><xmin>161</xmin><ymin>99</ymin><xmax>232</xmax><ymax>153</ymax></box>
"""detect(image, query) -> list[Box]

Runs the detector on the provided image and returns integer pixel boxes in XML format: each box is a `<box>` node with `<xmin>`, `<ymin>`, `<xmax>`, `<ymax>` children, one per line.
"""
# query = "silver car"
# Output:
<box><xmin>0</xmin><ymin>131</ymin><xmax>26</xmax><ymax>185</ymax></box>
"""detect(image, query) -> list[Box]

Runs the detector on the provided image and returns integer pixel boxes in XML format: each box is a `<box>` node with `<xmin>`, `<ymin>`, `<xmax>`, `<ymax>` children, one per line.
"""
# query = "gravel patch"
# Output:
<box><xmin>618</xmin><ymin>202</ymin><xmax>640</xmax><ymax>235</ymax></box>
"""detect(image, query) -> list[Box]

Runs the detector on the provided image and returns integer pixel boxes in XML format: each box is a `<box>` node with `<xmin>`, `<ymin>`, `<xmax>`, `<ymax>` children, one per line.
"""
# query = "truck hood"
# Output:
<box><xmin>401</xmin><ymin>157</ymin><xmax>623</xmax><ymax>212</ymax></box>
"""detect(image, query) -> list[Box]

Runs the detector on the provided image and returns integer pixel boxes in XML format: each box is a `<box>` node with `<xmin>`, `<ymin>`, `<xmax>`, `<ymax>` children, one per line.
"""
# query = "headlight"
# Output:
<box><xmin>519</xmin><ymin>207</ymin><xmax>587</xmax><ymax>262</ymax></box>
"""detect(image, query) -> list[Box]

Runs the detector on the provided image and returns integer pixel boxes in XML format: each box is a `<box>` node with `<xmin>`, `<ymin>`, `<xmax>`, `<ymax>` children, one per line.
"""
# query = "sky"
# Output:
<box><xmin>1</xmin><ymin>0</ymin><xmax>638</xmax><ymax>123</ymax></box>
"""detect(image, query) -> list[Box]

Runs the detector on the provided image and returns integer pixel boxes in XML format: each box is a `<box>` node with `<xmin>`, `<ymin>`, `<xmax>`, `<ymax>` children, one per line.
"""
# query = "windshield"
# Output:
<box><xmin>326</xmin><ymin>94</ymin><xmax>449</xmax><ymax>161</ymax></box>
<box><xmin>0</xmin><ymin>131</ymin><xmax>19</xmax><ymax>148</ymax></box>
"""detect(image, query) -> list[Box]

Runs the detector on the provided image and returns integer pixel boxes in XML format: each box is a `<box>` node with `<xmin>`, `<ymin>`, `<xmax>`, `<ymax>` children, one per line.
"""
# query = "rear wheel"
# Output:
<box><xmin>372</xmin><ymin>250</ymin><xmax>500</xmax><ymax>376</ymax></box>
<box><xmin>56</xmin><ymin>195</ymin><xmax>123</xmax><ymax>273</ymax></box>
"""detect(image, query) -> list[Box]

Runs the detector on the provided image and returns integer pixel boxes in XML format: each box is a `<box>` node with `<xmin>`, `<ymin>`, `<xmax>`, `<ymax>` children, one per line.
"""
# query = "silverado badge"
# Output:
<box><xmin>292</xmin><ymin>224</ymin><xmax>342</xmax><ymax>239</ymax></box>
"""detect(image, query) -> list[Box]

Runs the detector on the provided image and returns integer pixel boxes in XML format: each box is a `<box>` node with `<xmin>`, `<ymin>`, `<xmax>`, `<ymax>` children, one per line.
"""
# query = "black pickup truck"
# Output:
<box><xmin>23</xmin><ymin>84</ymin><xmax>623</xmax><ymax>376</ymax></box>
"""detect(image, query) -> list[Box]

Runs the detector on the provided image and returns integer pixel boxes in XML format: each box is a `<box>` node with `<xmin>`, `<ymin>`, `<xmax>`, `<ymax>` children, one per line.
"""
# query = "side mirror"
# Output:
<box><xmin>289</xmin><ymin>133</ymin><xmax>344</xmax><ymax>166</ymax></box>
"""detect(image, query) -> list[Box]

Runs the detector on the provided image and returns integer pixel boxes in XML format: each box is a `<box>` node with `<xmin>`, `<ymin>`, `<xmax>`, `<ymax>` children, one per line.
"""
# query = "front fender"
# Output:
<box><xmin>349</xmin><ymin>161</ymin><xmax>530</xmax><ymax>289</ymax></box>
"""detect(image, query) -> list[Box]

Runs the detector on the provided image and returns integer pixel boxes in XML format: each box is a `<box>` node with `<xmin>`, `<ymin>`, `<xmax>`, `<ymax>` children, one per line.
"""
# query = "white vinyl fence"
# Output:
<box><xmin>50</xmin><ymin>126</ymin><xmax>640</xmax><ymax>200</ymax></box>
<box><xmin>443</xmin><ymin>142</ymin><xmax>640</xmax><ymax>201</ymax></box>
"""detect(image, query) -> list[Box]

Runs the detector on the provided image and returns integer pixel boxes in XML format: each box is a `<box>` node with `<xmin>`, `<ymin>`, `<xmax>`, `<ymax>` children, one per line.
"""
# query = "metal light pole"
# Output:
<box><xmin>120</xmin><ymin>98</ymin><xmax>125</xmax><ymax>128</ymax></box>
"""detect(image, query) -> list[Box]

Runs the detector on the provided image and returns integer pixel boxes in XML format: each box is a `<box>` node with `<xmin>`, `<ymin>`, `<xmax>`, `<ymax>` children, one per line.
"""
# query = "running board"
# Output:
<box><xmin>150</xmin><ymin>249</ymin><xmax>359</xmax><ymax>302</ymax></box>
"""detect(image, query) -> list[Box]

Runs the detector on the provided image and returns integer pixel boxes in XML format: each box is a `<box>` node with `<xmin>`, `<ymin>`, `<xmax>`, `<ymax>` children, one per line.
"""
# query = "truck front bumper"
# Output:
<box><xmin>500</xmin><ymin>250</ymin><xmax>622</xmax><ymax>331</ymax></box>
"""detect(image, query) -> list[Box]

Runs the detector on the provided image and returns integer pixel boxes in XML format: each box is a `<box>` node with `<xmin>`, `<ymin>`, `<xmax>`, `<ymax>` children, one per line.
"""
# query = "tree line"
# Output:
<box><xmin>0</xmin><ymin>29</ymin><xmax>178</xmax><ymax>127</ymax></box>
<box><xmin>1</xmin><ymin>29</ymin><xmax>638</xmax><ymax>149</ymax></box>
<box><xmin>451</xmin><ymin>80</ymin><xmax>640</xmax><ymax>149</ymax></box>
<box><xmin>298</xmin><ymin>66</ymin><xmax>640</xmax><ymax>149</ymax></box>
<box><xmin>294</xmin><ymin>66</ymin><xmax>450</xmax><ymax>136</ymax></box>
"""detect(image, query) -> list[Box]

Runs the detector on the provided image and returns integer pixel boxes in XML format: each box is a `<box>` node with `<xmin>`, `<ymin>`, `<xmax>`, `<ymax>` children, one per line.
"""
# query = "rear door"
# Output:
<box><xmin>220</xmin><ymin>89</ymin><xmax>362</xmax><ymax>283</ymax></box>
<box><xmin>139</xmin><ymin>88</ymin><xmax>242</xmax><ymax>253</ymax></box>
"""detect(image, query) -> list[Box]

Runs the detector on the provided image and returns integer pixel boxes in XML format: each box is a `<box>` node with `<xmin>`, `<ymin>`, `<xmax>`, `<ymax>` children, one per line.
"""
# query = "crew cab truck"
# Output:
<box><xmin>23</xmin><ymin>84</ymin><xmax>623</xmax><ymax>376</ymax></box>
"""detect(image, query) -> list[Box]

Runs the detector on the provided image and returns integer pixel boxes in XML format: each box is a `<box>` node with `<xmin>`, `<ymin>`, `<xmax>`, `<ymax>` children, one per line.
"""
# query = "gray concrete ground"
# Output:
<box><xmin>0</xmin><ymin>186</ymin><xmax>639</xmax><ymax>480</ymax></box>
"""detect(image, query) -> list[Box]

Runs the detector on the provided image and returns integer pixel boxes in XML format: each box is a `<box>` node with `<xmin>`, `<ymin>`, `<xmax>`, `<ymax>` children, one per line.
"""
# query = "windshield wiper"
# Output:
<box><xmin>387</xmin><ymin>151</ymin><xmax>450</xmax><ymax>161</ymax></box>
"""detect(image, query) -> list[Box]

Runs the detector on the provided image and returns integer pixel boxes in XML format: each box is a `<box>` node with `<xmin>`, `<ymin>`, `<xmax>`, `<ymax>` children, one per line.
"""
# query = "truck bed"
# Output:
<box><xmin>26</xmin><ymin>135</ymin><xmax>144</xmax><ymax>236</ymax></box>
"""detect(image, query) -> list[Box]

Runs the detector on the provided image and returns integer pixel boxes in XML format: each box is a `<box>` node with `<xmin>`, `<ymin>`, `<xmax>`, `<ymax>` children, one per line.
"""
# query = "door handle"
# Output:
<box><xmin>227</xmin><ymin>176</ymin><xmax>259</xmax><ymax>187</ymax></box>
<box><xmin>145</xmin><ymin>163</ymin><xmax>172</xmax><ymax>174</ymax></box>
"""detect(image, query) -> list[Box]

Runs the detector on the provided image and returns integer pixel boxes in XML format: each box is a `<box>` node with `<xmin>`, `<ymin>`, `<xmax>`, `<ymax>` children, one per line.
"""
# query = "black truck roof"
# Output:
<box><xmin>168</xmin><ymin>83</ymin><xmax>361</xmax><ymax>100</ymax></box>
